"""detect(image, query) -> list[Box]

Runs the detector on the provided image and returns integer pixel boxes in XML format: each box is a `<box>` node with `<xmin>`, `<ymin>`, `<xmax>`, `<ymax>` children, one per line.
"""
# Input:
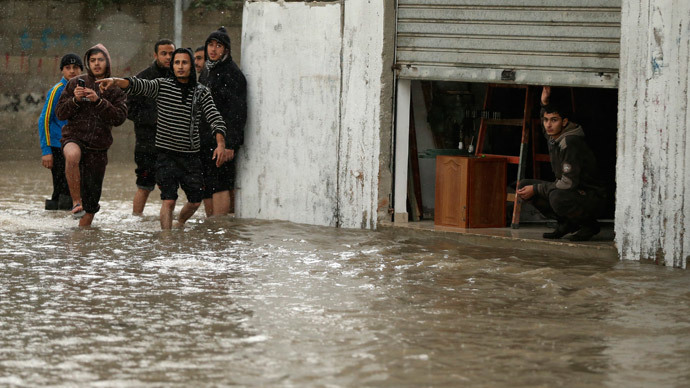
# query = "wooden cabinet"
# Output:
<box><xmin>434</xmin><ymin>156</ymin><xmax>507</xmax><ymax>228</ymax></box>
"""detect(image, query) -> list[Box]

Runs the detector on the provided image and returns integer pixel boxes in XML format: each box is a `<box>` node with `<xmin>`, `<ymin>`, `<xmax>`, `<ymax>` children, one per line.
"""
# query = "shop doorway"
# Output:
<box><xmin>405</xmin><ymin>81</ymin><xmax>617</xmax><ymax>227</ymax></box>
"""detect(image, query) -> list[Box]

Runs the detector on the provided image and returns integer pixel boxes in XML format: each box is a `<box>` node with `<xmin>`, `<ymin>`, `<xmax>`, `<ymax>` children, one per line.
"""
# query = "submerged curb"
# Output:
<box><xmin>379</xmin><ymin>221</ymin><xmax>619</xmax><ymax>261</ymax></box>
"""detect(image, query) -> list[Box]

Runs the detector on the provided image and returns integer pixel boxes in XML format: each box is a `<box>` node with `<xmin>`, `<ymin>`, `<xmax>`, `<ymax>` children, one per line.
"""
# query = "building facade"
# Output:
<box><xmin>2</xmin><ymin>0</ymin><xmax>688</xmax><ymax>267</ymax></box>
<box><xmin>239</xmin><ymin>0</ymin><xmax>690</xmax><ymax>268</ymax></box>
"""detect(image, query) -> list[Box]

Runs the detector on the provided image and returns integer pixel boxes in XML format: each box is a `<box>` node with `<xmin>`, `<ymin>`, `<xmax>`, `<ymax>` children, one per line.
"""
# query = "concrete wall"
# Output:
<box><xmin>237</xmin><ymin>0</ymin><xmax>391</xmax><ymax>228</ymax></box>
<box><xmin>237</xmin><ymin>2</ymin><xmax>341</xmax><ymax>226</ymax></box>
<box><xmin>617</xmin><ymin>0</ymin><xmax>690</xmax><ymax>268</ymax></box>
<box><xmin>0</xmin><ymin>0</ymin><xmax>243</xmax><ymax>161</ymax></box>
<box><xmin>338</xmin><ymin>0</ymin><xmax>387</xmax><ymax>228</ymax></box>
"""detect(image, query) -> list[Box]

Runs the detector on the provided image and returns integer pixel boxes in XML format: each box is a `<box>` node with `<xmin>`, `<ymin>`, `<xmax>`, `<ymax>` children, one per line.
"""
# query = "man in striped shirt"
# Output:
<box><xmin>97</xmin><ymin>48</ymin><xmax>228</xmax><ymax>230</ymax></box>
<box><xmin>37</xmin><ymin>53</ymin><xmax>82</xmax><ymax>211</ymax></box>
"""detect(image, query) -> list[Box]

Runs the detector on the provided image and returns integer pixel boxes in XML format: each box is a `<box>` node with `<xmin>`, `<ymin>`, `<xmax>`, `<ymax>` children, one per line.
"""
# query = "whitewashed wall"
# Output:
<box><xmin>617</xmin><ymin>0</ymin><xmax>690</xmax><ymax>268</ymax></box>
<box><xmin>237</xmin><ymin>1</ymin><xmax>385</xmax><ymax>228</ymax></box>
<box><xmin>338</xmin><ymin>0</ymin><xmax>385</xmax><ymax>228</ymax></box>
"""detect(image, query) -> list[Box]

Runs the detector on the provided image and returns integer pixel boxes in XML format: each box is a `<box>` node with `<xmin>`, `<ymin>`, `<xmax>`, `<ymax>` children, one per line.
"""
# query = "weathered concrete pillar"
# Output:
<box><xmin>337</xmin><ymin>0</ymin><xmax>387</xmax><ymax>229</ymax></box>
<box><xmin>617</xmin><ymin>0</ymin><xmax>690</xmax><ymax>267</ymax></box>
<box><xmin>393</xmin><ymin>79</ymin><xmax>411</xmax><ymax>223</ymax></box>
<box><xmin>238</xmin><ymin>0</ymin><xmax>390</xmax><ymax>229</ymax></box>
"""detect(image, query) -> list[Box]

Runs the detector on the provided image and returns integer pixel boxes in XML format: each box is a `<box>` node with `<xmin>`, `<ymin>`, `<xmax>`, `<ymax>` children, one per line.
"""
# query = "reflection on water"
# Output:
<box><xmin>1</xmin><ymin>161</ymin><xmax>689</xmax><ymax>387</ymax></box>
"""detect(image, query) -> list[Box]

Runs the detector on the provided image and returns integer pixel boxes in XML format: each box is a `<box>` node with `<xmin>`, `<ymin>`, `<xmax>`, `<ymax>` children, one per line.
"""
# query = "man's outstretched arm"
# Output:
<box><xmin>96</xmin><ymin>77</ymin><xmax>130</xmax><ymax>90</ymax></box>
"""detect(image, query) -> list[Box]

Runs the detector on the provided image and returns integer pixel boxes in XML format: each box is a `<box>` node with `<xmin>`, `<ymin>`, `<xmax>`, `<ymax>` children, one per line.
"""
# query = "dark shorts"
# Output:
<box><xmin>156</xmin><ymin>152</ymin><xmax>203</xmax><ymax>203</ymax></box>
<box><xmin>134</xmin><ymin>149</ymin><xmax>157</xmax><ymax>191</ymax></box>
<box><xmin>62</xmin><ymin>140</ymin><xmax>108</xmax><ymax>214</ymax></box>
<box><xmin>200</xmin><ymin>147</ymin><xmax>236</xmax><ymax>199</ymax></box>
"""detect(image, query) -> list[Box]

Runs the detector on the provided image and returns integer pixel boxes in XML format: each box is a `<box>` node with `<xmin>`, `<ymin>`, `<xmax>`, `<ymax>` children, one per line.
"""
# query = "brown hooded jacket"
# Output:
<box><xmin>56</xmin><ymin>43</ymin><xmax>127</xmax><ymax>150</ymax></box>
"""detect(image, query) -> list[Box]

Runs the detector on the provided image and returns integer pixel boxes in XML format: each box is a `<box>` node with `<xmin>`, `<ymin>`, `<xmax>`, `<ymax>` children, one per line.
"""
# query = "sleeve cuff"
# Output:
<box><xmin>123</xmin><ymin>77</ymin><xmax>134</xmax><ymax>91</ymax></box>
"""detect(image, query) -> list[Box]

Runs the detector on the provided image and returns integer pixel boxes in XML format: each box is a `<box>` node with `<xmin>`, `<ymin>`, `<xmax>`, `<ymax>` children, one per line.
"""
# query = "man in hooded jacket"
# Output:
<box><xmin>198</xmin><ymin>26</ymin><xmax>247</xmax><ymax>216</ymax></box>
<box><xmin>97</xmin><ymin>48</ymin><xmax>228</xmax><ymax>230</ymax></box>
<box><xmin>517</xmin><ymin>87</ymin><xmax>606</xmax><ymax>241</ymax></box>
<box><xmin>56</xmin><ymin>44</ymin><xmax>128</xmax><ymax>227</ymax></box>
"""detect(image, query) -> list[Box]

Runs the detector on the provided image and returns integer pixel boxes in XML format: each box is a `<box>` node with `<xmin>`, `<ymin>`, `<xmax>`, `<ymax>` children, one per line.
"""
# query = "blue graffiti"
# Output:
<box><xmin>19</xmin><ymin>28</ymin><xmax>83</xmax><ymax>51</ymax></box>
<box><xmin>73</xmin><ymin>33</ymin><xmax>83</xmax><ymax>48</ymax></box>
<box><xmin>652</xmin><ymin>55</ymin><xmax>663</xmax><ymax>76</ymax></box>
<box><xmin>20</xmin><ymin>29</ymin><xmax>32</xmax><ymax>50</ymax></box>
<box><xmin>40</xmin><ymin>28</ymin><xmax>53</xmax><ymax>49</ymax></box>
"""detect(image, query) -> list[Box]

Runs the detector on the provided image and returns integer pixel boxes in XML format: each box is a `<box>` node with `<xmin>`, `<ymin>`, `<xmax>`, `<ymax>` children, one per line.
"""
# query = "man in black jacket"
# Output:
<box><xmin>194</xmin><ymin>46</ymin><xmax>205</xmax><ymax>75</ymax></box>
<box><xmin>127</xmin><ymin>39</ymin><xmax>175</xmax><ymax>215</ymax></box>
<box><xmin>517</xmin><ymin>87</ymin><xmax>606</xmax><ymax>241</ymax></box>
<box><xmin>198</xmin><ymin>27</ymin><xmax>247</xmax><ymax>216</ymax></box>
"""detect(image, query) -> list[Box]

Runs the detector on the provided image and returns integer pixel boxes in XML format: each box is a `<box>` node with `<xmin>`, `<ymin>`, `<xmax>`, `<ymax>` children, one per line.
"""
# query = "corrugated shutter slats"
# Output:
<box><xmin>396</xmin><ymin>0</ymin><xmax>621</xmax><ymax>87</ymax></box>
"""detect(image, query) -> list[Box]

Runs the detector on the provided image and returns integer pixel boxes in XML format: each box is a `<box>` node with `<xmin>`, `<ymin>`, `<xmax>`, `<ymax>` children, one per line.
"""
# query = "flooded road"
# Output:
<box><xmin>1</xmin><ymin>160</ymin><xmax>689</xmax><ymax>387</ymax></box>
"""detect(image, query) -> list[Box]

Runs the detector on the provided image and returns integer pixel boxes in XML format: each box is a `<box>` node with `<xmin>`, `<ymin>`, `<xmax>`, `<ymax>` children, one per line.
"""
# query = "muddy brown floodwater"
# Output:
<box><xmin>0</xmin><ymin>160</ymin><xmax>689</xmax><ymax>387</ymax></box>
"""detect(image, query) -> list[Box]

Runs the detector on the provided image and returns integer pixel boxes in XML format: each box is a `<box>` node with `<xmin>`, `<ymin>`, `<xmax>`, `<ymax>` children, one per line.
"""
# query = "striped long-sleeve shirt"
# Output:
<box><xmin>37</xmin><ymin>77</ymin><xmax>68</xmax><ymax>156</ymax></box>
<box><xmin>125</xmin><ymin>77</ymin><xmax>226</xmax><ymax>153</ymax></box>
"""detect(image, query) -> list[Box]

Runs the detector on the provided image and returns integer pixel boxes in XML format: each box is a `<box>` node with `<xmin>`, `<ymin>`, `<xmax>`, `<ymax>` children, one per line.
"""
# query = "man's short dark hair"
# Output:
<box><xmin>195</xmin><ymin>46</ymin><xmax>204</xmax><ymax>53</ymax></box>
<box><xmin>87</xmin><ymin>48</ymin><xmax>105</xmax><ymax>60</ymax></box>
<box><xmin>154</xmin><ymin>39</ymin><xmax>175</xmax><ymax>54</ymax></box>
<box><xmin>541</xmin><ymin>103</ymin><xmax>571</xmax><ymax>121</ymax></box>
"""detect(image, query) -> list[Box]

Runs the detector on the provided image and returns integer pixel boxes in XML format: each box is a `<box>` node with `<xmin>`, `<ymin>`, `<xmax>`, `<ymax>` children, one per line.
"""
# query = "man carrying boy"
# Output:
<box><xmin>56</xmin><ymin>44</ymin><xmax>128</xmax><ymax>227</ymax></box>
<box><xmin>38</xmin><ymin>53</ymin><xmax>82</xmax><ymax>211</ymax></box>
<box><xmin>97</xmin><ymin>48</ymin><xmax>228</xmax><ymax>230</ymax></box>
<box><xmin>516</xmin><ymin>87</ymin><xmax>606</xmax><ymax>241</ymax></box>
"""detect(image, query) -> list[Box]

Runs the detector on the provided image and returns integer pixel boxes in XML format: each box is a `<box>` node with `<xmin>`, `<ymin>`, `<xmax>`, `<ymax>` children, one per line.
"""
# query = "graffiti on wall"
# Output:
<box><xmin>0</xmin><ymin>93</ymin><xmax>45</xmax><ymax>113</ymax></box>
<box><xmin>3</xmin><ymin>28</ymin><xmax>85</xmax><ymax>76</ymax></box>
<box><xmin>20</xmin><ymin>28</ymin><xmax>83</xmax><ymax>51</ymax></box>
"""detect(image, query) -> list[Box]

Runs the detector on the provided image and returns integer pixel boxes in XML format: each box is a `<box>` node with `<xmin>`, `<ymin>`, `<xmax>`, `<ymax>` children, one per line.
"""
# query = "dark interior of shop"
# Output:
<box><xmin>411</xmin><ymin>81</ymin><xmax>618</xmax><ymax>226</ymax></box>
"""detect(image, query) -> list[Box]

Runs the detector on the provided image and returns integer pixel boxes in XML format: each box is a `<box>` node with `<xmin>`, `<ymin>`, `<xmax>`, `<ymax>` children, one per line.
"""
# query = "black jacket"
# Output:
<box><xmin>535</xmin><ymin>122</ymin><xmax>606</xmax><ymax>198</ymax></box>
<box><xmin>198</xmin><ymin>55</ymin><xmax>247</xmax><ymax>150</ymax></box>
<box><xmin>127</xmin><ymin>61</ymin><xmax>172</xmax><ymax>151</ymax></box>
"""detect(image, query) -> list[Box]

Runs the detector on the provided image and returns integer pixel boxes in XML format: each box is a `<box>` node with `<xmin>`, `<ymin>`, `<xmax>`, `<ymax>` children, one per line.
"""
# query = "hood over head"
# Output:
<box><xmin>554</xmin><ymin>121</ymin><xmax>585</xmax><ymax>149</ymax></box>
<box><xmin>84</xmin><ymin>43</ymin><xmax>112</xmax><ymax>78</ymax></box>
<box><xmin>170</xmin><ymin>47</ymin><xmax>197</xmax><ymax>86</ymax></box>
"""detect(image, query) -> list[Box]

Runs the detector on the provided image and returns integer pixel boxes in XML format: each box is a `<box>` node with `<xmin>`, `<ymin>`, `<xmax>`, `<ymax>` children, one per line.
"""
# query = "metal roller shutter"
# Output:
<box><xmin>396</xmin><ymin>0</ymin><xmax>621</xmax><ymax>88</ymax></box>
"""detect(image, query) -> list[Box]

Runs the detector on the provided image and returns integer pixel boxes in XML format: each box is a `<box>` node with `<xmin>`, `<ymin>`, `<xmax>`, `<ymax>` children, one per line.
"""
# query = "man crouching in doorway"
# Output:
<box><xmin>97</xmin><ymin>48</ymin><xmax>228</xmax><ymax>230</ymax></box>
<box><xmin>516</xmin><ymin>87</ymin><xmax>606</xmax><ymax>241</ymax></box>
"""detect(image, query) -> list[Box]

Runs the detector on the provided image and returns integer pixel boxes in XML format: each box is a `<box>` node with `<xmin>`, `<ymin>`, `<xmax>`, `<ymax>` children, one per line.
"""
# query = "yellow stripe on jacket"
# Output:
<box><xmin>43</xmin><ymin>82</ymin><xmax>62</xmax><ymax>147</ymax></box>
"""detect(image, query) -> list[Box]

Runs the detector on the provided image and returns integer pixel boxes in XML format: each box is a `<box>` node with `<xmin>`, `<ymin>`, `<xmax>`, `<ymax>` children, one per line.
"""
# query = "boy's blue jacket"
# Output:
<box><xmin>37</xmin><ymin>77</ymin><xmax>68</xmax><ymax>156</ymax></box>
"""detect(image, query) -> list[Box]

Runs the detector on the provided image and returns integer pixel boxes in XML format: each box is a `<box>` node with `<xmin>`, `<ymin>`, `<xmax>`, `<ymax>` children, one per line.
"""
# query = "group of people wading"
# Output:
<box><xmin>38</xmin><ymin>27</ymin><xmax>246</xmax><ymax>230</ymax></box>
<box><xmin>39</xmin><ymin>28</ymin><xmax>605</xmax><ymax>241</ymax></box>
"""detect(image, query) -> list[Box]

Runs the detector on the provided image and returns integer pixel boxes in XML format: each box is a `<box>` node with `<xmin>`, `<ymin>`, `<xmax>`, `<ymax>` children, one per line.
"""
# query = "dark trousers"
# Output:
<box><xmin>80</xmin><ymin>150</ymin><xmax>108</xmax><ymax>214</ymax></box>
<box><xmin>134</xmin><ymin>149</ymin><xmax>157</xmax><ymax>191</ymax></box>
<box><xmin>518</xmin><ymin>179</ymin><xmax>604</xmax><ymax>226</ymax></box>
<box><xmin>50</xmin><ymin>147</ymin><xmax>70</xmax><ymax>201</ymax></box>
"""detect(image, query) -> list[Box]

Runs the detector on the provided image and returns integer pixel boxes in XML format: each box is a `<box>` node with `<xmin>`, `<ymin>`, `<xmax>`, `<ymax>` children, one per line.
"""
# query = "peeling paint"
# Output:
<box><xmin>617</xmin><ymin>1</ymin><xmax>690</xmax><ymax>268</ymax></box>
<box><xmin>237</xmin><ymin>0</ymin><xmax>384</xmax><ymax>229</ymax></box>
